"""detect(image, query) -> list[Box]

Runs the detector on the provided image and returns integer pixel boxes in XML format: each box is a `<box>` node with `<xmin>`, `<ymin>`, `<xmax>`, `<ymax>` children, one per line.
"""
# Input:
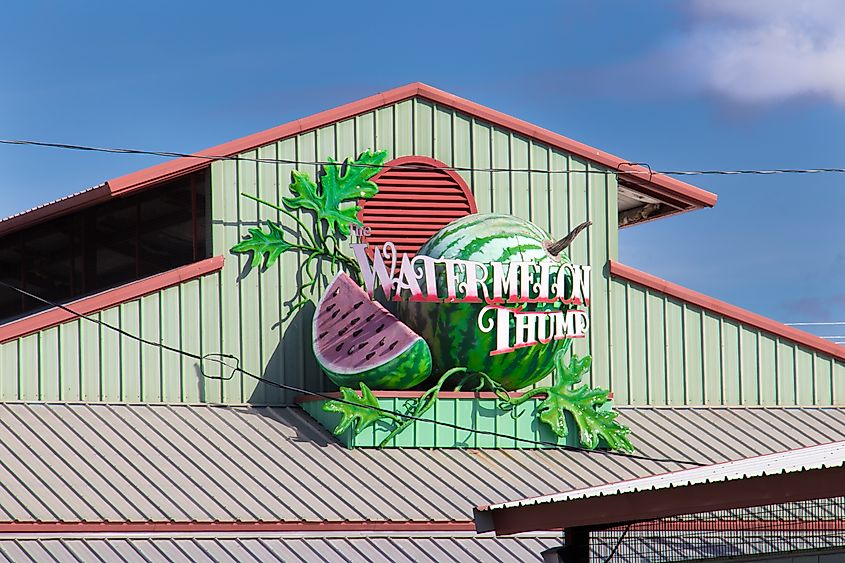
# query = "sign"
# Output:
<box><xmin>351</xmin><ymin>242</ymin><xmax>592</xmax><ymax>356</ymax></box>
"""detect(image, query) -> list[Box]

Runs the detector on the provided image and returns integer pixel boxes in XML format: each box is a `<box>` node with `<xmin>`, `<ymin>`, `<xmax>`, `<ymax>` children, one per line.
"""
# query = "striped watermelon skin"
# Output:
<box><xmin>397</xmin><ymin>213</ymin><xmax>573</xmax><ymax>391</ymax></box>
<box><xmin>314</xmin><ymin>272</ymin><xmax>432</xmax><ymax>390</ymax></box>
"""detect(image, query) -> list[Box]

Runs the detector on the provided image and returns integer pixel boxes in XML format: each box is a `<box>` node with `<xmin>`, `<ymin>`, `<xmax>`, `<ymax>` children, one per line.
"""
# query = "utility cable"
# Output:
<box><xmin>3</xmin><ymin>138</ymin><xmax>845</xmax><ymax>178</ymax></box>
<box><xmin>0</xmin><ymin>279</ymin><xmax>706</xmax><ymax>467</ymax></box>
<box><xmin>785</xmin><ymin>322</ymin><xmax>845</xmax><ymax>326</ymax></box>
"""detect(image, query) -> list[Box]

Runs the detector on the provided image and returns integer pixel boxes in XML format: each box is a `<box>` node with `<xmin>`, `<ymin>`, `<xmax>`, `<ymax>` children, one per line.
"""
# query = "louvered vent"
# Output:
<box><xmin>359</xmin><ymin>156</ymin><xmax>477</xmax><ymax>255</ymax></box>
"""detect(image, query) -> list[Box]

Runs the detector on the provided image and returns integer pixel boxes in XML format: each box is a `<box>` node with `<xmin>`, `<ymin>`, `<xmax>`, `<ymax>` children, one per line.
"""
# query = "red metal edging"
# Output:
<box><xmin>0</xmin><ymin>256</ymin><xmax>225</xmax><ymax>344</ymax></box>
<box><xmin>478</xmin><ymin>465</ymin><xmax>845</xmax><ymax>535</ymax></box>
<box><xmin>0</xmin><ymin>520</ymin><xmax>478</xmax><ymax>534</ymax></box>
<box><xmin>608</xmin><ymin>260</ymin><xmax>845</xmax><ymax>362</ymax></box>
<box><xmin>0</xmin><ymin>83</ymin><xmax>716</xmax><ymax>237</ymax></box>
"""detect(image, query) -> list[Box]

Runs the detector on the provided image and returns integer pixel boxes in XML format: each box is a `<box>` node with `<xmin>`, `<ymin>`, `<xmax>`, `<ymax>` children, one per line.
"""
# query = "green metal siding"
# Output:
<box><xmin>8</xmin><ymin>96</ymin><xmax>838</xmax><ymax>407</ymax></box>
<box><xmin>609</xmin><ymin>276</ymin><xmax>845</xmax><ymax>406</ymax></box>
<box><xmin>210</xmin><ymin>97</ymin><xmax>618</xmax><ymax>404</ymax></box>
<box><xmin>0</xmin><ymin>273</ymin><xmax>223</xmax><ymax>402</ymax></box>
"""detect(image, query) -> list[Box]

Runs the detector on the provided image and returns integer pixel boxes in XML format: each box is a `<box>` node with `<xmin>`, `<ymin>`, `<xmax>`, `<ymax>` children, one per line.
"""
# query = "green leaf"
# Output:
<box><xmin>282</xmin><ymin>170</ymin><xmax>323</xmax><ymax>214</ymax></box>
<box><xmin>322</xmin><ymin>383</ymin><xmax>385</xmax><ymax>436</ymax></box>
<box><xmin>283</xmin><ymin>149</ymin><xmax>388</xmax><ymax>237</ymax></box>
<box><xmin>535</xmin><ymin>353</ymin><xmax>634</xmax><ymax>453</ymax></box>
<box><xmin>230</xmin><ymin>220</ymin><xmax>293</xmax><ymax>268</ymax></box>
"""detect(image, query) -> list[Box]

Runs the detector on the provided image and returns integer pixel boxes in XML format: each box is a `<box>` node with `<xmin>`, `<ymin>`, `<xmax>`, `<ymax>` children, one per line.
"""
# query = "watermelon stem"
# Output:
<box><xmin>547</xmin><ymin>220</ymin><xmax>592</xmax><ymax>257</ymax></box>
<box><xmin>241</xmin><ymin>192</ymin><xmax>318</xmax><ymax>249</ymax></box>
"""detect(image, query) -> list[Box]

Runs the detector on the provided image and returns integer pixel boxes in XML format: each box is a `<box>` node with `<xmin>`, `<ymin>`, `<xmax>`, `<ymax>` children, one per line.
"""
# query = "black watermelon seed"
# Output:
<box><xmin>318</xmin><ymin>331</ymin><xmax>328</xmax><ymax>340</ymax></box>
<box><xmin>375</xmin><ymin>324</ymin><xmax>384</xmax><ymax>333</ymax></box>
<box><xmin>388</xmin><ymin>341</ymin><xmax>398</xmax><ymax>351</ymax></box>
<box><xmin>353</xmin><ymin>302</ymin><xmax>363</xmax><ymax>309</ymax></box>
<box><xmin>350</xmin><ymin>317</ymin><xmax>360</xmax><ymax>326</ymax></box>
<box><xmin>333</xmin><ymin>288</ymin><xmax>340</xmax><ymax>296</ymax></box>
<box><xmin>334</xmin><ymin>343</ymin><xmax>343</xmax><ymax>352</ymax></box>
<box><xmin>365</xmin><ymin>352</ymin><xmax>376</xmax><ymax>360</ymax></box>
<box><xmin>331</xmin><ymin>310</ymin><xmax>339</xmax><ymax>319</ymax></box>
<box><xmin>352</xmin><ymin>329</ymin><xmax>362</xmax><ymax>337</ymax></box>
<box><xmin>338</xmin><ymin>327</ymin><xmax>348</xmax><ymax>336</ymax></box>
<box><xmin>326</xmin><ymin>303</ymin><xmax>336</xmax><ymax>312</ymax></box>
<box><xmin>341</xmin><ymin>310</ymin><xmax>351</xmax><ymax>320</ymax></box>
<box><xmin>365</xmin><ymin>313</ymin><xmax>375</xmax><ymax>322</ymax></box>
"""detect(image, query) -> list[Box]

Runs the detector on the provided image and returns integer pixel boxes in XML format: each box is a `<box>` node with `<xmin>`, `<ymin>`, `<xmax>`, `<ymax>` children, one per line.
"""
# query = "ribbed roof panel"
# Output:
<box><xmin>0</xmin><ymin>404</ymin><xmax>842</xmax><ymax>524</ymax></box>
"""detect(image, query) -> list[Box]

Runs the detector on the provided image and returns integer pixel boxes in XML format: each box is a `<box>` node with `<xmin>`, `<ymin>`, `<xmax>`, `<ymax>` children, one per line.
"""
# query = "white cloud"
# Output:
<box><xmin>673</xmin><ymin>0</ymin><xmax>845</xmax><ymax>105</ymax></box>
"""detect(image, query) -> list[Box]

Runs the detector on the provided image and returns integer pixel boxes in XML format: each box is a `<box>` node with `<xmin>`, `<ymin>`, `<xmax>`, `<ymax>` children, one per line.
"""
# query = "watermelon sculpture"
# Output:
<box><xmin>398</xmin><ymin>213</ymin><xmax>586</xmax><ymax>390</ymax></box>
<box><xmin>313</xmin><ymin>272</ymin><xmax>432</xmax><ymax>390</ymax></box>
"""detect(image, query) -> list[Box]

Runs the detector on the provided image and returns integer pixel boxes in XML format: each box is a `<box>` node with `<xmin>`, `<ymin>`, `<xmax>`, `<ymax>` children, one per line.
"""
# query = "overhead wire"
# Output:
<box><xmin>785</xmin><ymin>322</ymin><xmax>845</xmax><ymax>326</ymax></box>
<box><xmin>2</xmin><ymin>138</ymin><xmax>845</xmax><ymax>177</ymax></box>
<box><xmin>0</xmin><ymin>278</ymin><xmax>706</xmax><ymax>467</ymax></box>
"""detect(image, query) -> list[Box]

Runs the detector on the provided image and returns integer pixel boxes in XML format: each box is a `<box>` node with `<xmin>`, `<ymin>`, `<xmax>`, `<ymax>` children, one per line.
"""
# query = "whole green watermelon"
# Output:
<box><xmin>397</xmin><ymin>213</ymin><xmax>575</xmax><ymax>390</ymax></box>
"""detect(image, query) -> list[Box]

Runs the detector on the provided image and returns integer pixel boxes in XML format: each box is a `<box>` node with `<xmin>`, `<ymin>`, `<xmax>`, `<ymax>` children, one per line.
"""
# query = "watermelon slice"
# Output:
<box><xmin>313</xmin><ymin>272</ymin><xmax>432</xmax><ymax>390</ymax></box>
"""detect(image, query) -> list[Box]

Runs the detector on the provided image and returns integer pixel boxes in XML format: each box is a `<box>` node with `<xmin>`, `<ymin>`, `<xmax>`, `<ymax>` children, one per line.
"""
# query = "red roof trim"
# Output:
<box><xmin>0</xmin><ymin>256</ymin><xmax>224</xmax><ymax>344</ymax></box>
<box><xmin>0</xmin><ymin>83</ymin><xmax>716</xmax><ymax>237</ymax></box>
<box><xmin>0</xmin><ymin>520</ymin><xmax>477</xmax><ymax>534</ymax></box>
<box><xmin>609</xmin><ymin>260</ymin><xmax>845</xmax><ymax>362</ymax></box>
<box><xmin>477</xmin><ymin>465</ymin><xmax>845</xmax><ymax>535</ymax></box>
<box><xmin>108</xmin><ymin>83</ymin><xmax>716</xmax><ymax>207</ymax></box>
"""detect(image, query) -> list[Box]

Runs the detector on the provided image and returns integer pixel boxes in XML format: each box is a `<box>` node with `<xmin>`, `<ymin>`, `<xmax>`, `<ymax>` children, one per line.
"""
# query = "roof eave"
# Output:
<box><xmin>1</xmin><ymin>82</ymin><xmax>717</xmax><ymax>236</ymax></box>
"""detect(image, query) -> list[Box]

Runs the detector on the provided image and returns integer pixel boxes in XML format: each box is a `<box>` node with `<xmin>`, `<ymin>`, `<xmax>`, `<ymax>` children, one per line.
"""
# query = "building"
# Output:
<box><xmin>0</xmin><ymin>83</ymin><xmax>842</xmax><ymax>561</ymax></box>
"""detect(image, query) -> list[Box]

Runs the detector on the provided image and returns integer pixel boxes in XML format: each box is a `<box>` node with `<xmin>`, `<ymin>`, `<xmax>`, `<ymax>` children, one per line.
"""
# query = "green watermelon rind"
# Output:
<box><xmin>312</xmin><ymin>272</ymin><xmax>433</xmax><ymax>391</ymax></box>
<box><xmin>398</xmin><ymin>213</ymin><xmax>574</xmax><ymax>391</ymax></box>
<box><xmin>315</xmin><ymin>338</ymin><xmax>432</xmax><ymax>390</ymax></box>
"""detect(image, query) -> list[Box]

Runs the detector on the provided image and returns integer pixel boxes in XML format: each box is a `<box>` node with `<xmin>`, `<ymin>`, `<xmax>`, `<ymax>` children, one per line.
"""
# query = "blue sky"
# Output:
<box><xmin>2</xmin><ymin>1</ymin><xmax>844</xmax><ymax>335</ymax></box>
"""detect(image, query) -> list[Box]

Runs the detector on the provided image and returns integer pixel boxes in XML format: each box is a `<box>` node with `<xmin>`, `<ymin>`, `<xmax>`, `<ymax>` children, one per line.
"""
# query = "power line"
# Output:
<box><xmin>785</xmin><ymin>322</ymin><xmax>845</xmax><ymax>326</ymax></box>
<box><xmin>0</xmin><ymin>279</ymin><xmax>705</xmax><ymax>467</ymax></box>
<box><xmin>2</xmin><ymin>138</ymin><xmax>845</xmax><ymax>178</ymax></box>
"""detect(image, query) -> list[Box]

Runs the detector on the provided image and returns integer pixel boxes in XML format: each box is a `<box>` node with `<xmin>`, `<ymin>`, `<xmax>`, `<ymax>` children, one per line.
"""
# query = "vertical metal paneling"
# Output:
<box><xmin>4</xmin><ymin>94</ymin><xmax>841</xmax><ymax>408</ymax></box>
<box><xmin>610</xmin><ymin>275</ymin><xmax>845</xmax><ymax>406</ymax></box>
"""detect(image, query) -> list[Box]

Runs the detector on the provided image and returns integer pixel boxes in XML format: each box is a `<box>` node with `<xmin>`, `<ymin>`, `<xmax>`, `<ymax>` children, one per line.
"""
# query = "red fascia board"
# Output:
<box><xmin>0</xmin><ymin>520</ymin><xmax>477</xmax><ymax>534</ymax></box>
<box><xmin>609</xmin><ymin>260</ymin><xmax>845</xmax><ymax>362</ymax></box>
<box><xmin>0</xmin><ymin>256</ymin><xmax>224</xmax><ymax>344</ymax></box>
<box><xmin>1</xmin><ymin>83</ymin><xmax>715</xmax><ymax>237</ymax></box>
<box><xmin>107</xmin><ymin>82</ymin><xmax>717</xmax><ymax>208</ymax></box>
<box><xmin>106</xmin><ymin>85</ymin><xmax>428</xmax><ymax>194</ymax></box>
<box><xmin>477</xmin><ymin>465</ymin><xmax>845</xmax><ymax>535</ymax></box>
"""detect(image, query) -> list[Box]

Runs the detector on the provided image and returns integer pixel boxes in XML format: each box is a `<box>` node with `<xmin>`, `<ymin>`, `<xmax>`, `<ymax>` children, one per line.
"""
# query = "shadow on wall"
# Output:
<box><xmin>250</xmin><ymin>300</ymin><xmax>338</xmax><ymax>406</ymax></box>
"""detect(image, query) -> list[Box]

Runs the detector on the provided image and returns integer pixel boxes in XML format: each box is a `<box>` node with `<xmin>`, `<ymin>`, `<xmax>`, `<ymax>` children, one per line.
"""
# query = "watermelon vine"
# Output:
<box><xmin>325</xmin><ymin>351</ymin><xmax>634</xmax><ymax>453</ymax></box>
<box><xmin>231</xmin><ymin>149</ymin><xmax>387</xmax><ymax>319</ymax></box>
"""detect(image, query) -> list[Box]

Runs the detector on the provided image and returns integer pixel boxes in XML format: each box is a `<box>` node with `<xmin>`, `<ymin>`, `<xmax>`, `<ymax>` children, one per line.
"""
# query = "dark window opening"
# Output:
<box><xmin>0</xmin><ymin>170</ymin><xmax>210</xmax><ymax>324</ymax></box>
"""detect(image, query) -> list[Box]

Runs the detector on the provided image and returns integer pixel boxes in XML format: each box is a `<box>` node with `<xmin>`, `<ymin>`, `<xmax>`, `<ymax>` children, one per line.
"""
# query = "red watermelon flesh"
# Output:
<box><xmin>313</xmin><ymin>272</ymin><xmax>432</xmax><ymax>390</ymax></box>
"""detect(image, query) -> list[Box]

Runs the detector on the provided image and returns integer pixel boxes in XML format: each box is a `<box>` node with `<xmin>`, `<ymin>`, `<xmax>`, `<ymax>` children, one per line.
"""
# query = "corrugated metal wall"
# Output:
<box><xmin>609</xmin><ymin>276</ymin><xmax>845</xmax><ymax>405</ymax></box>
<box><xmin>2</xmin><ymin>95</ymin><xmax>840</xmax><ymax>406</ymax></box>
<box><xmin>0</xmin><ymin>272</ymin><xmax>224</xmax><ymax>402</ymax></box>
<box><xmin>211</xmin><ymin>97</ymin><xmax>618</xmax><ymax>404</ymax></box>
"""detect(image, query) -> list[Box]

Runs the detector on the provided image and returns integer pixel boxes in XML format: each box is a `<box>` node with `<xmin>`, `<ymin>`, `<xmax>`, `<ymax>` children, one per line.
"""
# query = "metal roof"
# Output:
<box><xmin>0</xmin><ymin>404</ymin><xmax>843</xmax><ymax>525</ymax></box>
<box><xmin>0</xmin><ymin>532</ymin><xmax>561</xmax><ymax>562</ymax></box>
<box><xmin>0</xmin><ymin>531</ymin><xmax>841</xmax><ymax>562</ymax></box>
<box><xmin>479</xmin><ymin>441</ymin><xmax>845</xmax><ymax>513</ymax></box>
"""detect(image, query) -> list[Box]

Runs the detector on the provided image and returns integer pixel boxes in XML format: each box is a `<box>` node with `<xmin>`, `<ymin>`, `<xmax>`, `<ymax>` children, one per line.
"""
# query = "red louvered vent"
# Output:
<box><xmin>359</xmin><ymin>156</ymin><xmax>477</xmax><ymax>256</ymax></box>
